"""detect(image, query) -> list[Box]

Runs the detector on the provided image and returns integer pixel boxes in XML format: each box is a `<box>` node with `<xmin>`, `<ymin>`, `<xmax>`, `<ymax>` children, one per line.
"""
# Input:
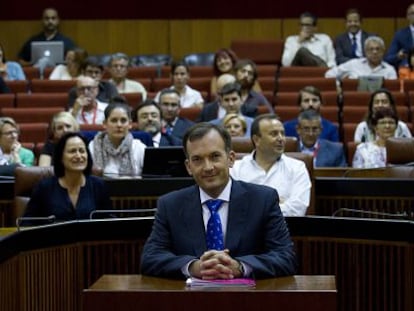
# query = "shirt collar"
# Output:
<box><xmin>199</xmin><ymin>178</ymin><xmax>232</xmax><ymax>204</ymax></box>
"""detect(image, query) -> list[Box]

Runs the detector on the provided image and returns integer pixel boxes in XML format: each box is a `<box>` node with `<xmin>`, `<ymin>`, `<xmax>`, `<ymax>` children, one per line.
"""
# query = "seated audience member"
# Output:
<box><xmin>284</xmin><ymin>86</ymin><xmax>339</xmax><ymax>142</ymax></box>
<box><xmin>354</xmin><ymin>89</ymin><xmax>412</xmax><ymax>143</ymax></box>
<box><xmin>108</xmin><ymin>52</ymin><xmax>147</xmax><ymax>98</ymax></box>
<box><xmin>231</xmin><ymin>114</ymin><xmax>311</xmax><ymax>216</ymax></box>
<box><xmin>282</xmin><ymin>12</ymin><xmax>336</xmax><ymax>67</ymax></box>
<box><xmin>334</xmin><ymin>9</ymin><xmax>373</xmax><ymax>65</ymax></box>
<box><xmin>234</xmin><ymin>59</ymin><xmax>273</xmax><ymax>116</ymax></box>
<box><xmin>210</xmin><ymin>48</ymin><xmax>262</xmax><ymax>97</ymax></box>
<box><xmin>209</xmin><ymin>82</ymin><xmax>253</xmax><ymax>137</ymax></box>
<box><xmin>384</xmin><ymin>3</ymin><xmax>414</xmax><ymax>68</ymax></box>
<box><xmin>0</xmin><ymin>76</ymin><xmax>10</xmax><ymax>93</ymax></box>
<box><xmin>353</xmin><ymin>107</ymin><xmax>398</xmax><ymax>168</ymax></box>
<box><xmin>49</xmin><ymin>48</ymin><xmax>88</xmax><ymax>80</ymax></box>
<box><xmin>38</xmin><ymin>112</ymin><xmax>80</xmax><ymax>167</ymax></box>
<box><xmin>197</xmin><ymin>73</ymin><xmax>236</xmax><ymax>122</ymax></box>
<box><xmin>398</xmin><ymin>46</ymin><xmax>414</xmax><ymax>91</ymax></box>
<box><xmin>325</xmin><ymin>36</ymin><xmax>397</xmax><ymax>80</ymax></box>
<box><xmin>134</xmin><ymin>100</ymin><xmax>182</xmax><ymax>147</ymax></box>
<box><xmin>141</xmin><ymin>122</ymin><xmax>297</xmax><ymax>279</ymax></box>
<box><xmin>0</xmin><ymin>43</ymin><xmax>26</xmax><ymax>80</ymax></box>
<box><xmin>158</xmin><ymin>88</ymin><xmax>194</xmax><ymax>139</ymax></box>
<box><xmin>222</xmin><ymin>113</ymin><xmax>247</xmax><ymax>137</ymax></box>
<box><xmin>296</xmin><ymin>110</ymin><xmax>347</xmax><ymax>167</ymax></box>
<box><xmin>23</xmin><ymin>132</ymin><xmax>112</xmax><ymax>223</ymax></box>
<box><xmin>17</xmin><ymin>8</ymin><xmax>76</xmax><ymax>67</ymax></box>
<box><xmin>67</xmin><ymin>56</ymin><xmax>119</xmax><ymax>108</ymax></box>
<box><xmin>154</xmin><ymin>61</ymin><xmax>204</xmax><ymax>108</ymax></box>
<box><xmin>0</xmin><ymin>117</ymin><xmax>34</xmax><ymax>168</ymax></box>
<box><xmin>70</xmin><ymin>76</ymin><xmax>108</xmax><ymax>125</ymax></box>
<box><xmin>89</xmin><ymin>103</ymin><xmax>146</xmax><ymax>177</ymax></box>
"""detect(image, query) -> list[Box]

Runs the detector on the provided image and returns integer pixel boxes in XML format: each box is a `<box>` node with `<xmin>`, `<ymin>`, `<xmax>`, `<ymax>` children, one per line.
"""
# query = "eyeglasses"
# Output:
<box><xmin>377</xmin><ymin>120</ymin><xmax>396</xmax><ymax>126</ymax></box>
<box><xmin>111</xmin><ymin>64</ymin><xmax>128</xmax><ymax>69</ymax></box>
<box><xmin>300</xmin><ymin>127</ymin><xmax>321</xmax><ymax>134</ymax></box>
<box><xmin>1</xmin><ymin>130</ymin><xmax>19</xmax><ymax>136</ymax></box>
<box><xmin>85</xmin><ymin>69</ymin><xmax>102</xmax><ymax>76</ymax></box>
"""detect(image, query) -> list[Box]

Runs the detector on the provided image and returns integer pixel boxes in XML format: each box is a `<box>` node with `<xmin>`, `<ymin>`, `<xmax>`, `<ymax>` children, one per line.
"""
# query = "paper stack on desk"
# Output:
<box><xmin>186</xmin><ymin>277</ymin><xmax>256</xmax><ymax>288</ymax></box>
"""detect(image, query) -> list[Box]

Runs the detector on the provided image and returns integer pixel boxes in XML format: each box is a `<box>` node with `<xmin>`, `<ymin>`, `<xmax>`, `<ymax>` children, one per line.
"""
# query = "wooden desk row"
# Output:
<box><xmin>0</xmin><ymin>217</ymin><xmax>413</xmax><ymax>311</ymax></box>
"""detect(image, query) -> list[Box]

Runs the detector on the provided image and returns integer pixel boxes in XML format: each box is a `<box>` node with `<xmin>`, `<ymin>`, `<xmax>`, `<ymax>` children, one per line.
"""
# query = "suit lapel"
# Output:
<box><xmin>180</xmin><ymin>186</ymin><xmax>207</xmax><ymax>255</ymax></box>
<box><xmin>225</xmin><ymin>181</ymin><xmax>248</xmax><ymax>250</ymax></box>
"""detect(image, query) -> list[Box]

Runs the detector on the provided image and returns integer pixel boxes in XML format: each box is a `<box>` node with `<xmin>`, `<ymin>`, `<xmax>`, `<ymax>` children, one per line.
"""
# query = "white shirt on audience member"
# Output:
<box><xmin>325</xmin><ymin>58</ymin><xmax>397</xmax><ymax>79</ymax></box>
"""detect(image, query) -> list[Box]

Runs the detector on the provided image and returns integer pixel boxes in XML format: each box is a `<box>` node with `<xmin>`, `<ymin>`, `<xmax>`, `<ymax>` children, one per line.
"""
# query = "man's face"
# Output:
<box><xmin>236</xmin><ymin>64</ymin><xmax>255</xmax><ymax>89</ymax></box>
<box><xmin>407</xmin><ymin>4</ymin><xmax>414</xmax><ymax>25</ymax></box>
<box><xmin>42</xmin><ymin>9</ymin><xmax>59</xmax><ymax>32</ymax></box>
<box><xmin>84</xmin><ymin>65</ymin><xmax>103</xmax><ymax>82</ymax></box>
<box><xmin>297</xmin><ymin>118</ymin><xmax>322</xmax><ymax>148</ymax></box>
<box><xmin>76</xmin><ymin>77</ymin><xmax>98</xmax><ymax>106</ymax></box>
<box><xmin>254</xmin><ymin>119</ymin><xmax>286</xmax><ymax>159</ymax></box>
<box><xmin>185</xmin><ymin>129</ymin><xmax>235</xmax><ymax>198</ymax></box>
<box><xmin>109</xmin><ymin>59</ymin><xmax>128</xmax><ymax>80</ymax></box>
<box><xmin>300</xmin><ymin>92</ymin><xmax>321</xmax><ymax>112</ymax></box>
<box><xmin>160</xmin><ymin>93</ymin><xmax>180</xmax><ymax>123</ymax></box>
<box><xmin>365</xmin><ymin>41</ymin><xmax>384</xmax><ymax>67</ymax></box>
<box><xmin>220</xmin><ymin>91</ymin><xmax>242</xmax><ymax>114</ymax></box>
<box><xmin>136</xmin><ymin>105</ymin><xmax>162</xmax><ymax>136</ymax></box>
<box><xmin>346</xmin><ymin>12</ymin><xmax>361</xmax><ymax>34</ymax></box>
<box><xmin>299</xmin><ymin>16</ymin><xmax>316</xmax><ymax>37</ymax></box>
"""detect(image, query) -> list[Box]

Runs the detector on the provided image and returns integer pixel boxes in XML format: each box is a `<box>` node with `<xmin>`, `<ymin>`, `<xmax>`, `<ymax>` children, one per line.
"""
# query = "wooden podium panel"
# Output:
<box><xmin>83</xmin><ymin>275</ymin><xmax>337</xmax><ymax>311</ymax></box>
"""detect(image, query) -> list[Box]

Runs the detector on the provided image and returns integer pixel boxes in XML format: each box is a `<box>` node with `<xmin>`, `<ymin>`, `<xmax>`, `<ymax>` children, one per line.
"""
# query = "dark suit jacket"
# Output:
<box><xmin>159</xmin><ymin>133</ymin><xmax>182</xmax><ymax>147</ymax></box>
<box><xmin>196</xmin><ymin>100</ymin><xmax>219</xmax><ymax>122</ymax></box>
<box><xmin>299</xmin><ymin>139</ymin><xmax>347</xmax><ymax>167</ymax></box>
<box><xmin>334</xmin><ymin>31</ymin><xmax>372</xmax><ymax>65</ymax></box>
<box><xmin>385</xmin><ymin>26</ymin><xmax>413</xmax><ymax>68</ymax></box>
<box><xmin>141</xmin><ymin>180</ymin><xmax>297</xmax><ymax>279</ymax></box>
<box><xmin>284</xmin><ymin>117</ymin><xmax>339</xmax><ymax>142</ymax></box>
<box><xmin>171</xmin><ymin>117</ymin><xmax>194</xmax><ymax>139</ymax></box>
<box><xmin>0</xmin><ymin>76</ymin><xmax>10</xmax><ymax>93</ymax></box>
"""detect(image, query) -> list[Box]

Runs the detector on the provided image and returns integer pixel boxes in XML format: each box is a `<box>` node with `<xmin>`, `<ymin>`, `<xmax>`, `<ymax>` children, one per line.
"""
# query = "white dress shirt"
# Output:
<box><xmin>230</xmin><ymin>152</ymin><xmax>311</xmax><ymax>216</ymax></box>
<box><xmin>282</xmin><ymin>33</ymin><xmax>336</xmax><ymax>67</ymax></box>
<box><xmin>325</xmin><ymin>58</ymin><xmax>398</xmax><ymax>79</ymax></box>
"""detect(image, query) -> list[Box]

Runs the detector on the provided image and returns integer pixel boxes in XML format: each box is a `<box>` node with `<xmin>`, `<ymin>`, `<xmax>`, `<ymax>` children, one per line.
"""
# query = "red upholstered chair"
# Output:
<box><xmin>341</xmin><ymin>79</ymin><xmax>400</xmax><ymax>92</ymax></box>
<box><xmin>0</xmin><ymin>107</ymin><xmax>64</xmax><ymax>123</ymax></box>
<box><xmin>386</xmin><ymin>137</ymin><xmax>414</xmax><ymax>165</ymax></box>
<box><xmin>274</xmin><ymin>91</ymin><xmax>338</xmax><ymax>107</ymax></box>
<box><xmin>346</xmin><ymin>141</ymin><xmax>358</xmax><ymax>166</ymax></box>
<box><xmin>18</xmin><ymin>123</ymin><xmax>49</xmax><ymax>144</ymax></box>
<box><xmin>178</xmin><ymin>107</ymin><xmax>202</xmax><ymax>122</ymax></box>
<box><xmin>258</xmin><ymin>76</ymin><xmax>276</xmax><ymax>93</ymax></box>
<box><xmin>5</xmin><ymin>80</ymin><xmax>29</xmax><ymax>93</ymax></box>
<box><xmin>278</xmin><ymin>66</ymin><xmax>328</xmax><ymax>78</ymax></box>
<box><xmin>15</xmin><ymin>92</ymin><xmax>68</xmax><ymax>108</ymax></box>
<box><xmin>276</xmin><ymin>78</ymin><xmax>337</xmax><ymax>93</ymax></box>
<box><xmin>151</xmin><ymin>78</ymin><xmax>170</xmax><ymax>92</ymax></box>
<box><xmin>342</xmin><ymin>123</ymin><xmax>358</xmax><ymax>145</ymax></box>
<box><xmin>128</xmin><ymin>66</ymin><xmax>159</xmax><ymax>80</ymax></box>
<box><xmin>133</xmin><ymin>78</ymin><xmax>152</xmax><ymax>92</ymax></box>
<box><xmin>342</xmin><ymin>91</ymin><xmax>407</xmax><ymax>107</ymax></box>
<box><xmin>30</xmin><ymin>79</ymin><xmax>76</xmax><ymax>93</ymax></box>
<box><xmin>257</xmin><ymin>65</ymin><xmax>278</xmax><ymax>77</ymax></box>
<box><xmin>0</xmin><ymin>94</ymin><xmax>15</xmax><ymax>108</ymax></box>
<box><xmin>22</xmin><ymin>67</ymin><xmax>40</xmax><ymax>80</ymax></box>
<box><xmin>230</xmin><ymin>39</ymin><xmax>284</xmax><ymax>65</ymax></box>
<box><xmin>189</xmin><ymin>66</ymin><xmax>214</xmax><ymax>78</ymax></box>
<box><xmin>122</xmin><ymin>92</ymin><xmax>143</xmax><ymax>107</ymax></box>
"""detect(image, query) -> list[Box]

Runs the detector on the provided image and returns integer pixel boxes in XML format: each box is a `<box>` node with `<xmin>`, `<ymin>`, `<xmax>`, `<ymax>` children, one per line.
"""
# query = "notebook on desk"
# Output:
<box><xmin>142</xmin><ymin>146</ymin><xmax>189</xmax><ymax>178</ymax></box>
<box><xmin>30</xmin><ymin>41</ymin><xmax>64</xmax><ymax>65</ymax></box>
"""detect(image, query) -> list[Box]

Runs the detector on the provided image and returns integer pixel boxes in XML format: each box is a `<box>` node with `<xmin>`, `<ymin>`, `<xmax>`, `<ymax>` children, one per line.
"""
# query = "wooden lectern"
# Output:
<box><xmin>83</xmin><ymin>274</ymin><xmax>337</xmax><ymax>311</ymax></box>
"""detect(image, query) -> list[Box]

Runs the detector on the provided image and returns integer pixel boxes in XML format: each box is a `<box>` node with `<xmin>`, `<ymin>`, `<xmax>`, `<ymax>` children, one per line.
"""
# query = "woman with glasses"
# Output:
<box><xmin>354</xmin><ymin>89</ymin><xmax>412</xmax><ymax>144</ymax></box>
<box><xmin>352</xmin><ymin>107</ymin><xmax>398</xmax><ymax>168</ymax></box>
<box><xmin>0</xmin><ymin>117</ymin><xmax>34</xmax><ymax>167</ymax></box>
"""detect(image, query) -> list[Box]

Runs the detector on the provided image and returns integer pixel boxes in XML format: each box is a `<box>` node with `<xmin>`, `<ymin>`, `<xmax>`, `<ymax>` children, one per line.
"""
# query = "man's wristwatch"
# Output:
<box><xmin>237</xmin><ymin>261</ymin><xmax>244</xmax><ymax>276</ymax></box>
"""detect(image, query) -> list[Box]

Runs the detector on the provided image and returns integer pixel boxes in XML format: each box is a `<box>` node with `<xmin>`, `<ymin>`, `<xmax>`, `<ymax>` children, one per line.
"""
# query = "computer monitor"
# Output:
<box><xmin>142</xmin><ymin>146</ymin><xmax>189</xmax><ymax>178</ymax></box>
<box><xmin>30</xmin><ymin>41</ymin><xmax>64</xmax><ymax>65</ymax></box>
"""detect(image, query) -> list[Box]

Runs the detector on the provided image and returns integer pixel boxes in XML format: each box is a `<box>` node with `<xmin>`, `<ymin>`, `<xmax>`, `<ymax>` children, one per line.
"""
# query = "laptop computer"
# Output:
<box><xmin>30</xmin><ymin>41</ymin><xmax>64</xmax><ymax>65</ymax></box>
<box><xmin>142</xmin><ymin>146</ymin><xmax>189</xmax><ymax>178</ymax></box>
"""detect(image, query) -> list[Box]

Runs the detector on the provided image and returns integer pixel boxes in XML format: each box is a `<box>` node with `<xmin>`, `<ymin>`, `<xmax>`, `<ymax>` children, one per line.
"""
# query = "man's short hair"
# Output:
<box><xmin>109</xmin><ymin>52</ymin><xmax>131</xmax><ymax>67</ymax></box>
<box><xmin>132</xmin><ymin>99</ymin><xmax>162</xmax><ymax>122</ymax></box>
<box><xmin>298</xmin><ymin>109</ymin><xmax>322</xmax><ymax>122</ymax></box>
<box><xmin>219</xmin><ymin>82</ymin><xmax>242</xmax><ymax>97</ymax></box>
<box><xmin>300</xmin><ymin>12</ymin><xmax>317</xmax><ymax>25</ymax></box>
<box><xmin>297</xmin><ymin>86</ymin><xmax>323</xmax><ymax>106</ymax></box>
<box><xmin>234</xmin><ymin>59</ymin><xmax>258</xmax><ymax>82</ymax></box>
<box><xmin>250</xmin><ymin>114</ymin><xmax>281</xmax><ymax>146</ymax></box>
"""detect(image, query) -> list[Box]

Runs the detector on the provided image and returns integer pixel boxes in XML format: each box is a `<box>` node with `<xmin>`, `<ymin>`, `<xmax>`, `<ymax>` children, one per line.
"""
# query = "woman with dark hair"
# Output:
<box><xmin>89</xmin><ymin>103</ymin><xmax>146</xmax><ymax>177</ymax></box>
<box><xmin>353</xmin><ymin>88</ymin><xmax>412</xmax><ymax>143</ymax></box>
<box><xmin>353</xmin><ymin>107</ymin><xmax>398</xmax><ymax>168</ymax></box>
<box><xmin>23</xmin><ymin>132</ymin><xmax>112</xmax><ymax>222</ymax></box>
<box><xmin>49</xmin><ymin>48</ymin><xmax>88</xmax><ymax>80</ymax></box>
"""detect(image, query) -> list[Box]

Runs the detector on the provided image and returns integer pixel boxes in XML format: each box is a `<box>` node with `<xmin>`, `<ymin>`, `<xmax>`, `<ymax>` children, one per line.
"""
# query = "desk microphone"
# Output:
<box><xmin>331</xmin><ymin>208</ymin><xmax>409</xmax><ymax>219</ymax></box>
<box><xmin>89</xmin><ymin>209</ymin><xmax>157</xmax><ymax>219</ymax></box>
<box><xmin>16</xmin><ymin>215</ymin><xmax>56</xmax><ymax>230</ymax></box>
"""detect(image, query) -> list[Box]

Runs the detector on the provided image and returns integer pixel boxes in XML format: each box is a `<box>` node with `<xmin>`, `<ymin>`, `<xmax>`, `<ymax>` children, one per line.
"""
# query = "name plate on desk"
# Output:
<box><xmin>83</xmin><ymin>274</ymin><xmax>337</xmax><ymax>311</ymax></box>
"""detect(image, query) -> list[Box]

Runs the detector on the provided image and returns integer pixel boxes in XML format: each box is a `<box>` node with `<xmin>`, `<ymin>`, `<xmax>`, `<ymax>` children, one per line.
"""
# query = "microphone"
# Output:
<box><xmin>16</xmin><ymin>215</ymin><xmax>56</xmax><ymax>230</ymax></box>
<box><xmin>89</xmin><ymin>209</ymin><xmax>157</xmax><ymax>219</ymax></box>
<box><xmin>331</xmin><ymin>208</ymin><xmax>408</xmax><ymax>219</ymax></box>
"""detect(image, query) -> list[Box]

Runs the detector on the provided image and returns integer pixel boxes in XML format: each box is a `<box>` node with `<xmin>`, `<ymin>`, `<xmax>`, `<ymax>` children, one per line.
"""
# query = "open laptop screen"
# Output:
<box><xmin>30</xmin><ymin>41</ymin><xmax>64</xmax><ymax>65</ymax></box>
<box><xmin>142</xmin><ymin>146</ymin><xmax>189</xmax><ymax>178</ymax></box>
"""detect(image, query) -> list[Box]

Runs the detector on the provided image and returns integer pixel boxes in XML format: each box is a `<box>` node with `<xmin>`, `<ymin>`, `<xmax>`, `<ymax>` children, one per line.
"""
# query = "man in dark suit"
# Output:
<box><xmin>134</xmin><ymin>99</ymin><xmax>181</xmax><ymax>147</ymax></box>
<box><xmin>334</xmin><ymin>9</ymin><xmax>372</xmax><ymax>65</ymax></box>
<box><xmin>384</xmin><ymin>4</ymin><xmax>414</xmax><ymax>68</ymax></box>
<box><xmin>283</xmin><ymin>86</ymin><xmax>339</xmax><ymax>142</ymax></box>
<box><xmin>158</xmin><ymin>88</ymin><xmax>194</xmax><ymax>139</ymax></box>
<box><xmin>141</xmin><ymin>123</ymin><xmax>296</xmax><ymax>279</ymax></box>
<box><xmin>296</xmin><ymin>110</ymin><xmax>347</xmax><ymax>167</ymax></box>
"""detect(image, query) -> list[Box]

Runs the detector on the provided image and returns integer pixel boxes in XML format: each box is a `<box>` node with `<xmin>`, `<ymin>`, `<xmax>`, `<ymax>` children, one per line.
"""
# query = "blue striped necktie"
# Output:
<box><xmin>205</xmin><ymin>199</ymin><xmax>224</xmax><ymax>250</ymax></box>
